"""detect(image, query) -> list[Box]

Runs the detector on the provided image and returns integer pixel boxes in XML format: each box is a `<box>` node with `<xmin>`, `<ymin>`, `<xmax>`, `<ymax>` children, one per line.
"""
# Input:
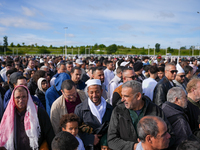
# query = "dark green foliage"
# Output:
<box><xmin>155</xmin><ymin>43</ymin><xmax>160</xmax><ymax>52</ymax></box>
<box><xmin>38</xmin><ymin>45</ymin><xmax>50</xmax><ymax>54</ymax></box>
<box><xmin>106</xmin><ymin>44</ymin><xmax>117</xmax><ymax>54</ymax></box>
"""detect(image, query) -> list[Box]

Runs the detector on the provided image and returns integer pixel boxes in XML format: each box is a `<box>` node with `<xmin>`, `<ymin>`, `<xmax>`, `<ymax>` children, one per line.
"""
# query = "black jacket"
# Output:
<box><xmin>153</xmin><ymin>76</ymin><xmax>175</xmax><ymax>107</ymax></box>
<box><xmin>28</xmin><ymin>78</ymin><xmax>38</xmax><ymax>95</ymax></box>
<box><xmin>162</xmin><ymin>101</ymin><xmax>192</xmax><ymax>148</ymax></box>
<box><xmin>107</xmin><ymin>96</ymin><xmax>175</xmax><ymax>150</ymax></box>
<box><xmin>35</xmin><ymin>88</ymin><xmax>46</xmax><ymax>110</ymax></box>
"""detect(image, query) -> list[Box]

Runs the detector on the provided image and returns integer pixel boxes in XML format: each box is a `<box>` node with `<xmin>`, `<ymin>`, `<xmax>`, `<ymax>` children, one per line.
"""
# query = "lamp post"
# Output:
<box><xmin>64</xmin><ymin>27</ymin><xmax>68</xmax><ymax>56</ymax></box>
<box><xmin>148</xmin><ymin>45</ymin><xmax>150</xmax><ymax>56</ymax></box>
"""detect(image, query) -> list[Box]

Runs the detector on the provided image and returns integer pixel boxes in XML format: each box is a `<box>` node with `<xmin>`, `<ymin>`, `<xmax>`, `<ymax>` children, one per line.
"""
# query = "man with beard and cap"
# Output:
<box><xmin>133</xmin><ymin>61</ymin><xmax>146</xmax><ymax>83</ymax></box>
<box><xmin>4</xmin><ymin>72</ymin><xmax>44</xmax><ymax>110</ymax></box>
<box><xmin>75</xmin><ymin>79</ymin><xmax>113</xmax><ymax>149</ymax></box>
<box><xmin>173</xmin><ymin>64</ymin><xmax>187</xmax><ymax>94</ymax></box>
<box><xmin>153</xmin><ymin>63</ymin><xmax>177</xmax><ymax>107</ymax></box>
<box><xmin>0</xmin><ymin>85</ymin><xmax>55</xmax><ymax>150</ymax></box>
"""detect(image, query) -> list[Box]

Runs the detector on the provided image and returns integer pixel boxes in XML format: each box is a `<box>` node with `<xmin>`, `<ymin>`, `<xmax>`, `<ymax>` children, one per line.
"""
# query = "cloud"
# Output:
<box><xmin>68</xmin><ymin>34</ymin><xmax>75</xmax><ymax>37</ymax></box>
<box><xmin>0</xmin><ymin>27</ymin><xmax>7</xmax><ymax>36</ymax></box>
<box><xmin>21</xmin><ymin>6</ymin><xmax>36</xmax><ymax>16</ymax></box>
<box><xmin>155</xmin><ymin>11</ymin><xmax>175</xmax><ymax>19</ymax></box>
<box><xmin>118</xmin><ymin>24</ymin><xmax>132</xmax><ymax>31</ymax></box>
<box><xmin>0</xmin><ymin>17</ymin><xmax>51</xmax><ymax>30</ymax></box>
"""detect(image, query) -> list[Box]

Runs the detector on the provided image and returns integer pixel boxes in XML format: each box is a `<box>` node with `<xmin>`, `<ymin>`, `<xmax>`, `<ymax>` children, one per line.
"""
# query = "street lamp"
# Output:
<box><xmin>64</xmin><ymin>27</ymin><xmax>68</xmax><ymax>56</ymax></box>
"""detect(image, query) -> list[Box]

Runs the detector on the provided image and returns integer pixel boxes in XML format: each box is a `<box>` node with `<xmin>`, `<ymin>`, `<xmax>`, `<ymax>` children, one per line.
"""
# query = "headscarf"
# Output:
<box><xmin>37</xmin><ymin>77</ymin><xmax>47</xmax><ymax>94</ymax></box>
<box><xmin>0</xmin><ymin>85</ymin><xmax>41</xmax><ymax>150</ymax></box>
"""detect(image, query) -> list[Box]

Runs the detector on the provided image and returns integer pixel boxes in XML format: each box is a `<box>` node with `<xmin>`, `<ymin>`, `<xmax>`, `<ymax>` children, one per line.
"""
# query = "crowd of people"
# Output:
<box><xmin>0</xmin><ymin>54</ymin><xmax>200</xmax><ymax>150</ymax></box>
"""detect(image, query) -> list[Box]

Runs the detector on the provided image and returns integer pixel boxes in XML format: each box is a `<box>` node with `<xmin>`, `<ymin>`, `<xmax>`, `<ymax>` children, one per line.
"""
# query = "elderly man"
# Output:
<box><xmin>50</xmin><ymin>79</ymin><xmax>86</xmax><ymax>134</ymax></box>
<box><xmin>136</xmin><ymin>116</ymin><xmax>171</xmax><ymax>150</ymax></box>
<box><xmin>153</xmin><ymin>63</ymin><xmax>177</xmax><ymax>107</ymax></box>
<box><xmin>75</xmin><ymin>79</ymin><xmax>113</xmax><ymax>149</ymax></box>
<box><xmin>0</xmin><ymin>85</ymin><xmax>55</xmax><ymax>150</ymax></box>
<box><xmin>173</xmin><ymin>64</ymin><xmax>187</xmax><ymax>94</ymax></box>
<box><xmin>185</xmin><ymin>78</ymin><xmax>200</xmax><ymax>132</ymax></box>
<box><xmin>107</xmin><ymin>80</ymin><xmax>175</xmax><ymax>150</ymax></box>
<box><xmin>112</xmin><ymin>67</ymin><xmax>136</xmax><ymax>107</ymax></box>
<box><xmin>162</xmin><ymin>87</ymin><xmax>193</xmax><ymax>148</ymax></box>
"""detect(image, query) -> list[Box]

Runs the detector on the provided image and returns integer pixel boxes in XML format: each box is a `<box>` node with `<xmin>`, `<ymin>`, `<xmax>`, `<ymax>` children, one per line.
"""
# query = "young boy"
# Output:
<box><xmin>60</xmin><ymin>113</ymin><xmax>85</xmax><ymax>150</ymax></box>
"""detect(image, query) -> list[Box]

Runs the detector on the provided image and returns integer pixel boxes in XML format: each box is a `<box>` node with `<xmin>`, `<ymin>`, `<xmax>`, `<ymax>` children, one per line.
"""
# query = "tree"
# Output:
<box><xmin>106</xmin><ymin>44</ymin><xmax>118</xmax><ymax>54</ymax></box>
<box><xmin>180</xmin><ymin>46</ymin><xmax>186</xmax><ymax>50</ymax></box>
<box><xmin>3</xmin><ymin>36</ymin><xmax>8</xmax><ymax>50</ymax></box>
<box><xmin>10</xmin><ymin>42</ymin><xmax>14</xmax><ymax>47</ymax></box>
<box><xmin>22</xmin><ymin>42</ymin><xmax>25</xmax><ymax>46</ymax></box>
<box><xmin>38</xmin><ymin>45</ymin><xmax>50</xmax><ymax>54</ymax></box>
<box><xmin>167</xmin><ymin>47</ymin><xmax>174</xmax><ymax>53</ymax></box>
<box><xmin>99</xmin><ymin>44</ymin><xmax>106</xmax><ymax>49</ymax></box>
<box><xmin>17</xmin><ymin>43</ymin><xmax>21</xmax><ymax>47</ymax></box>
<box><xmin>49</xmin><ymin>45</ymin><xmax>53</xmax><ymax>48</ymax></box>
<box><xmin>132</xmin><ymin>45</ymin><xmax>137</xmax><ymax>49</ymax></box>
<box><xmin>155</xmin><ymin>43</ymin><xmax>160</xmax><ymax>52</ymax></box>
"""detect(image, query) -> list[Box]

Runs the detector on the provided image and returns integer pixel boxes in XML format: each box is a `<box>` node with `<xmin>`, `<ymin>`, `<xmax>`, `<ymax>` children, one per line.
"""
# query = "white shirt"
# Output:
<box><xmin>104</xmin><ymin>68</ymin><xmax>114</xmax><ymax>90</ymax></box>
<box><xmin>76</xmin><ymin>136</ymin><xmax>85</xmax><ymax>150</ymax></box>
<box><xmin>108</xmin><ymin>75</ymin><xmax>121</xmax><ymax>103</ymax></box>
<box><xmin>142</xmin><ymin>77</ymin><xmax>157</xmax><ymax>101</ymax></box>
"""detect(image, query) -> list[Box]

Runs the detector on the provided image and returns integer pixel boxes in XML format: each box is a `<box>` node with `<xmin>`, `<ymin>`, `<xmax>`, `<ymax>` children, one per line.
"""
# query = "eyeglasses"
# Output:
<box><xmin>177</xmin><ymin>75</ymin><xmax>185</xmax><ymax>78</ymax></box>
<box><xmin>63</xmin><ymin>92</ymin><xmax>77</xmax><ymax>99</ymax></box>
<box><xmin>168</xmin><ymin>70</ymin><xmax>178</xmax><ymax>74</ymax></box>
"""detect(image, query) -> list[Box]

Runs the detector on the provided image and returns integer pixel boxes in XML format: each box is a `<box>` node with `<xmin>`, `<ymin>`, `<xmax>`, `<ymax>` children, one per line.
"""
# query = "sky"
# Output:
<box><xmin>0</xmin><ymin>0</ymin><xmax>200</xmax><ymax>49</ymax></box>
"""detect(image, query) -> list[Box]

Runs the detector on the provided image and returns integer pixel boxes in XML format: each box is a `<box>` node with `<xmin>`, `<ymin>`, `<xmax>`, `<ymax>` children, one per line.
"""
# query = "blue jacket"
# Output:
<box><xmin>45</xmin><ymin>73</ymin><xmax>70</xmax><ymax>116</ymax></box>
<box><xmin>3</xmin><ymin>89</ymin><xmax>44</xmax><ymax>110</ymax></box>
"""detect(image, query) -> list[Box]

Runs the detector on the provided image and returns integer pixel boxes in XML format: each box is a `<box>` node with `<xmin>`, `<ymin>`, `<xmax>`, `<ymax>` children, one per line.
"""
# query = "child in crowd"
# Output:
<box><xmin>100</xmin><ymin>134</ymin><xmax>111</xmax><ymax>150</ymax></box>
<box><xmin>60</xmin><ymin>113</ymin><xmax>85</xmax><ymax>150</ymax></box>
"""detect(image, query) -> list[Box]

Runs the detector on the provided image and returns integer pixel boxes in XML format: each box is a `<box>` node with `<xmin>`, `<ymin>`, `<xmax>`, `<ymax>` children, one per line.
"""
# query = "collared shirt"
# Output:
<box><xmin>15</xmin><ymin>109</ymin><xmax>32</xmax><ymax>150</ymax></box>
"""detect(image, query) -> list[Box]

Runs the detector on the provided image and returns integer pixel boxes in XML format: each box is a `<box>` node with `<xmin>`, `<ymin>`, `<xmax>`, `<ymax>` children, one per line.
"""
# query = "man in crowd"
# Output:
<box><xmin>50</xmin><ymin>61</ymin><xmax>67</xmax><ymax>86</ymax></box>
<box><xmin>162</xmin><ymin>87</ymin><xmax>193</xmax><ymax>148</ymax></box>
<box><xmin>183</xmin><ymin>65</ymin><xmax>193</xmax><ymax>84</ymax></box>
<box><xmin>66</xmin><ymin>61</ymin><xmax>73</xmax><ymax>77</ymax></box>
<box><xmin>136</xmin><ymin>116</ymin><xmax>171</xmax><ymax>150</ymax></box>
<box><xmin>25</xmin><ymin>58</ymin><xmax>36</xmax><ymax>71</ymax></box>
<box><xmin>0</xmin><ymin>85</ymin><xmax>55</xmax><ymax>149</ymax></box>
<box><xmin>50</xmin><ymin>79</ymin><xmax>86</xmax><ymax>134</ymax></box>
<box><xmin>107</xmin><ymin>80</ymin><xmax>175</xmax><ymax>150</ymax></box>
<box><xmin>185</xmin><ymin>78</ymin><xmax>200</xmax><ymax>132</ymax></box>
<box><xmin>173</xmin><ymin>64</ymin><xmax>187</xmax><ymax>94</ymax></box>
<box><xmin>92</xmin><ymin>67</ymin><xmax>107</xmax><ymax>100</ymax></box>
<box><xmin>112</xmin><ymin>67</ymin><xmax>136</xmax><ymax>107</ymax></box>
<box><xmin>104</xmin><ymin>61</ymin><xmax>115</xmax><ymax>90</ymax></box>
<box><xmin>142</xmin><ymin>66</ymin><xmax>158</xmax><ymax>101</ymax></box>
<box><xmin>0</xmin><ymin>62</ymin><xmax>12</xmax><ymax>82</ymax></box>
<box><xmin>4</xmin><ymin>72</ymin><xmax>44</xmax><ymax>110</ymax></box>
<box><xmin>75</xmin><ymin>79</ymin><xmax>113</xmax><ymax>149</ymax></box>
<box><xmin>70</xmin><ymin>67</ymin><xmax>86</xmax><ymax>90</ymax></box>
<box><xmin>51</xmin><ymin>131</ymin><xmax>79</xmax><ymax>150</ymax></box>
<box><xmin>133</xmin><ymin>61</ymin><xmax>146</xmax><ymax>83</ymax></box>
<box><xmin>108</xmin><ymin>66</ymin><xmax>123</xmax><ymax>103</ymax></box>
<box><xmin>153</xmin><ymin>63</ymin><xmax>177</xmax><ymax>107</ymax></box>
<box><xmin>46</xmin><ymin>73</ymin><xmax>70</xmax><ymax>116</ymax></box>
<box><xmin>156</xmin><ymin>66</ymin><xmax>165</xmax><ymax>82</ymax></box>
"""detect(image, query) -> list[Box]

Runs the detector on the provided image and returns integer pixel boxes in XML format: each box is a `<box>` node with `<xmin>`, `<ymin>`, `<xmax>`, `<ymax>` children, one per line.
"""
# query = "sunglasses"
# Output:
<box><xmin>178</xmin><ymin>75</ymin><xmax>185</xmax><ymax>78</ymax></box>
<box><xmin>169</xmin><ymin>70</ymin><xmax>178</xmax><ymax>74</ymax></box>
<box><xmin>127</xmin><ymin>75</ymin><xmax>137</xmax><ymax>80</ymax></box>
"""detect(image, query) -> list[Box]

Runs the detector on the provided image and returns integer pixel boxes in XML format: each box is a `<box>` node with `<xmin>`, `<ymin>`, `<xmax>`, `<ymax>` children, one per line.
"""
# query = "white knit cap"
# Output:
<box><xmin>86</xmin><ymin>79</ymin><xmax>101</xmax><ymax>88</ymax></box>
<box><xmin>176</xmin><ymin>63</ymin><xmax>185</xmax><ymax>74</ymax></box>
